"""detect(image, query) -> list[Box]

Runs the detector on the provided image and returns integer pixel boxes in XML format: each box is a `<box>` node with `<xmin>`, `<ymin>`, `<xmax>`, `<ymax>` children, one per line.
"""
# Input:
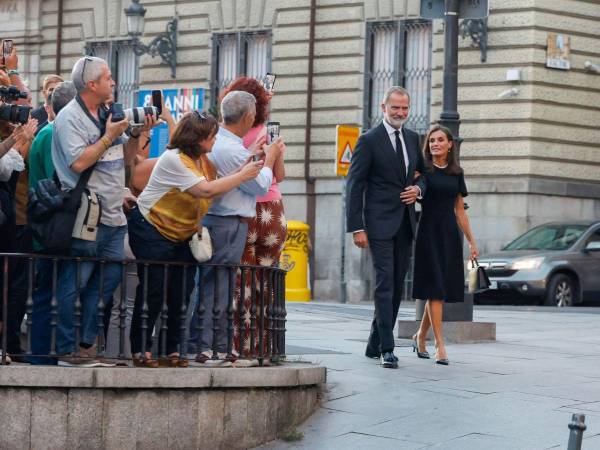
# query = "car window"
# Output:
<box><xmin>504</xmin><ymin>224</ymin><xmax>589</xmax><ymax>251</ymax></box>
<box><xmin>585</xmin><ymin>229</ymin><xmax>600</xmax><ymax>245</ymax></box>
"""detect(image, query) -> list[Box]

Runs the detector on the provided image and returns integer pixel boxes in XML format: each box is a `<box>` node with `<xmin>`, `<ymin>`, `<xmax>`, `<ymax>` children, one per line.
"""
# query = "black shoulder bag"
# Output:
<box><xmin>28</xmin><ymin>167</ymin><xmax>96</xmax><ymax>254</ymax></box>
<box><xmin>27</xmin><ymin>96</ymin><xmax>106</xmax><ymax>254</ymax></box>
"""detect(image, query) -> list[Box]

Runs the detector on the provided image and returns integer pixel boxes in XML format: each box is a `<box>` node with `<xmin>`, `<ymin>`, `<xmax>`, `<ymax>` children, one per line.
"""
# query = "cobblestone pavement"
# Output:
<box><xmin>259</xmin><ymin>302</ymin><xmax>600</xmax><ymax>450</ymax></box>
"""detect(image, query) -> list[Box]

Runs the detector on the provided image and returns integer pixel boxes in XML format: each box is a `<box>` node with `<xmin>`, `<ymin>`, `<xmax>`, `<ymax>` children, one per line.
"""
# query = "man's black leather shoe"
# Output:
<box><xmin>365</xmin><ymin>347</ymin><xmax>380</xmax><ymax>359</ymax></box>
<box><xmin>380</xmin><ymin>352</ymin><xmax>398</xmax><ymax>368</ymax></box>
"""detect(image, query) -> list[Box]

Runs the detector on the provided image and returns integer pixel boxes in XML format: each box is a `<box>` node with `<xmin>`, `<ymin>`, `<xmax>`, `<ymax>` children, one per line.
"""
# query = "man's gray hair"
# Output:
<box><xmin>51</xmin><ymin>81</ymin><xmax>77</xmax><ymax>115</ymax></box>
<box><xmin>382</xmin><ymin>86</ymin><xmax>411</xmax><ymax>104</ymax></box>
<box><xmin>71</xmin><ymin>56</ymin><xmax>108</xmax><ymax>93</ymax></box>
<box><xmin>220</xmin><ymin>91</ymin><xmax>256</xmax><ymax>125</ymax></box>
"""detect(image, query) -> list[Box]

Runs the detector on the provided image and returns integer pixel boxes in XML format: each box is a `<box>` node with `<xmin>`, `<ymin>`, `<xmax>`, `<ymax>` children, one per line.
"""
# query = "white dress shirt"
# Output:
<box><xmin>207</xmin><ymin>127</ymin><xmax>273</xmax><ymax>218</ymax></box>
<box><xmin>382</xmin><ymin>118</ymin><xmax>408</xmax><ymax>176</ymax></box>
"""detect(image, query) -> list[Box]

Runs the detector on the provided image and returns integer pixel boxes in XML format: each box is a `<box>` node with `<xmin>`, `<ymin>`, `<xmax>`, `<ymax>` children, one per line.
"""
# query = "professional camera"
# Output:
<box><xmin>0</xmin><ymin>85</ymin><xmax>28</xmax><ymax>102</ymax></box>
<box><xmin>101</xmin><ymin>103</ymin><xmax>159</xmax><ymax>127</ymax></box>
<box><xmin>0</xmin><ymin>103</ymin><xmax>31</xmax><ymax>124</ymax></box>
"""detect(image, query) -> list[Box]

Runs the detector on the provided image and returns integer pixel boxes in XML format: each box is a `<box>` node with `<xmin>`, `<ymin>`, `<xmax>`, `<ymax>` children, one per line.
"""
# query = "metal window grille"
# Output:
<box><xmin>211</xmin><ymin>31</ymin><xmax>272</xmax><ymax>105</ymax></box>
<box><xmin>86</xmin><ymin>40</ymin><xmax>139</xmax><ymax>108</ymax></box>
<box><xmin>364</xmin><ymin>20</ymin><xmax>432</xmax><ymax>134</ymax></box>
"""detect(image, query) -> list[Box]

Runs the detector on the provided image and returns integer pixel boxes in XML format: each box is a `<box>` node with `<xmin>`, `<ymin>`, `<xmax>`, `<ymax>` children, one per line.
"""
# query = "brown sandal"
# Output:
<box><xmin>158</xmin><ymin>355</ymin><xmax>189</xmax><ymax>368</ymax></box>
<box><xmin>132</xmin><ymin>356</ymin><xmax>159</xmax><ymax>368</ymax></box>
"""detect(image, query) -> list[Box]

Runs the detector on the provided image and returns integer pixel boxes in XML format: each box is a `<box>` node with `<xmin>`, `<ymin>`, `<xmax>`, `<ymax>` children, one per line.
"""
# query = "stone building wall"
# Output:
<box><xmin>4</xmin><ymin>0</ymin><xmax>600</xmax><ymax>301</ymax></box>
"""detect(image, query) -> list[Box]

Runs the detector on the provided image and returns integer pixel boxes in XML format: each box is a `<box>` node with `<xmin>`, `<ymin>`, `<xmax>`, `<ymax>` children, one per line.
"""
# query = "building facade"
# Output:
<box><xmin>5</xmin><ymin>0</ymin><xmax>600</xmax><ymax>301</ymax></box>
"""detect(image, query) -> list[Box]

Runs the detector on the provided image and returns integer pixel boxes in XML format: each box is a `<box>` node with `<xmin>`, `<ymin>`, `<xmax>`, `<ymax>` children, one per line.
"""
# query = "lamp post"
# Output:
<box><xmin>438</xmin><ymin>0</ymin><xmax>461</xmax><ymax>148</ymax></box>
<box><xmin>124</xmin><ymin>0</ymin><xmax>178</xmax><ymax>78</ymax></box>
<box><xmin>403</xmin><ymin>0</ymin><xmax>496</xmax><ymax>337</ymax></box>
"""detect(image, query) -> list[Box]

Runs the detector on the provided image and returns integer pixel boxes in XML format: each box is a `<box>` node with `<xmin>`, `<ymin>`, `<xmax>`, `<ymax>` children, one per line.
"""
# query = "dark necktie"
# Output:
<box><xmin>394</xmin><ymin>130</ymin><xmax>407</xmax><ymax>176</ymax></box>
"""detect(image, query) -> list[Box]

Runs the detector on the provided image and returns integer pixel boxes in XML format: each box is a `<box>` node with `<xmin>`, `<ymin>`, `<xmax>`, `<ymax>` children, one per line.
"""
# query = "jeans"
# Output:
<box><xmin>55</xmin><ymin>224</ymin><xmax>127</xmax><ymax>355</ymax></box>
<box><xmin>128</xmin><ymin>207</ymin><xmax>195</xmax><ymax>356</ymax></box>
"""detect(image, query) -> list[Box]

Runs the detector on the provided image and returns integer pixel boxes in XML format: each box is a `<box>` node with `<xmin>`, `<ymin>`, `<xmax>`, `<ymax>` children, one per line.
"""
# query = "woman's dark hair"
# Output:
<box><xmin>220</xmin><ymin>76</ymin><xmax>269</xmax><ymax>127</ymax></box>
<box><xmin>422</xmin><ymin>125</ymin><xmax>462</xmax><ymax>175</ymax></box>
<box><xmin>167</xmin><ymin>111</ymin><xmax>218</xmax><ymax>158</ymax></box>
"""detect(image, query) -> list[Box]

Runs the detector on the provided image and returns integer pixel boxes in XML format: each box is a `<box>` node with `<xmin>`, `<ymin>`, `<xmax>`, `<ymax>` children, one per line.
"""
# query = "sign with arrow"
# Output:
<box><xmin>335</xmin><ymin>125</ymin><xmax>360</xmax><ymax>177</ymax></box>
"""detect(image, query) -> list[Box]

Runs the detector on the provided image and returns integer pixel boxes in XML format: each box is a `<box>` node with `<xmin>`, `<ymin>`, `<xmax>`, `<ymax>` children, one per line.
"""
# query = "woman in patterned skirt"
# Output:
<box><xmin>220</xmin><ymin>77</ymin><xmax>286</xmax><ymax>364</ymax></box>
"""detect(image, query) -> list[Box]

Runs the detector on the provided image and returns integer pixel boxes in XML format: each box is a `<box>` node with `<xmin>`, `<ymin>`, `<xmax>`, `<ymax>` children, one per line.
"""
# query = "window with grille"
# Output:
<box><xmin>364</xmin><ymin>20</ymin><xmax>432</xmax><ymax>134</ymax></box>
<box><xmin>86</xmin><ymin>40</ymin><xmax>139</xmax><ymax>108</ymax></box>
<box><xmin>211</xmin><ymin>31</ymin><xmax>272</xmax><ymax>105</ymax></box>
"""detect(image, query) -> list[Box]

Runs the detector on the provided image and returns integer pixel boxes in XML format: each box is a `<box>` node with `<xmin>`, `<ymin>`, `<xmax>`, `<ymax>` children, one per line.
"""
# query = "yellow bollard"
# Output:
<box><xmin>279</xmin><ymin>220</ymin><xmax>311</xmax><ymax>302</ymax></box>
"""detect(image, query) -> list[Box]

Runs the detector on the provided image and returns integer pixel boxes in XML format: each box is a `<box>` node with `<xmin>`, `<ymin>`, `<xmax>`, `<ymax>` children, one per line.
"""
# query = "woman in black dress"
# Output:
<box><xmin>412</xmin><ymin>126</ymin><xmax>478</xmax><ymax>365</ymax></box>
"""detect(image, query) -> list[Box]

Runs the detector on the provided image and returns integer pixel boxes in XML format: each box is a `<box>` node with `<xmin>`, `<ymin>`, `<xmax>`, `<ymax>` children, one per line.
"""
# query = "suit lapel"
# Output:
<box><xmin>403</xmin><ymin>128</ymin><xmax>416</xmax><ymax>177</ymax></box>
<box><xmin>376</xmin><ymin>123</ymin><xmax>405</xmax><ymax>183</ymax></box>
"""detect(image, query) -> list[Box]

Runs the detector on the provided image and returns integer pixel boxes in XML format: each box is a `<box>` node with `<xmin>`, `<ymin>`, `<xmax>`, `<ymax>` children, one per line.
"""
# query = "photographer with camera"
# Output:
<box><xmin>50</xmin><ymin>56</ymin><xmax>159</xmax><ymax>367</ymax></box>
<box><xmin>26</xmin><ymin>81</ymin><xmax>77</xmax><ymax>364</ymax></box>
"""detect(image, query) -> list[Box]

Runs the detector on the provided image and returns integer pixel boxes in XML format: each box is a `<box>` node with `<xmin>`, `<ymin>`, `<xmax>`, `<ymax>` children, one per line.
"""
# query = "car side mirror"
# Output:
<box><xmin>583</xmin><ymin>241</ymin><xmax>600</xmax><ymax>252</ymax></box>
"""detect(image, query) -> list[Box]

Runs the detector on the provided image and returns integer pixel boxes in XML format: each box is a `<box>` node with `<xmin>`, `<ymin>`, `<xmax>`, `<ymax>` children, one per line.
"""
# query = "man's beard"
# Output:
<box><xmin>385</xmin><ymin>116</ymin><xmax>406</xmax><ymax>128</ymax></box>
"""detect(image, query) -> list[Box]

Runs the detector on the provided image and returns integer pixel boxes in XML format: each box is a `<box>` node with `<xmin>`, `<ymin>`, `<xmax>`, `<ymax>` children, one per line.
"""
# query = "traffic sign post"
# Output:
<box><xmin>420</xmin><ymin>0</ymin><xmax>488</xmax><ymax>19</ymax></box>
<box><xmin>335</xmin><ymin>125</ymin><xmax>360</xmax><ymax>177</ymax></box>
<box><xmin>335</xmin><ymin>125</ymin><xmax>361</xmax><ymax>303</ymax></box>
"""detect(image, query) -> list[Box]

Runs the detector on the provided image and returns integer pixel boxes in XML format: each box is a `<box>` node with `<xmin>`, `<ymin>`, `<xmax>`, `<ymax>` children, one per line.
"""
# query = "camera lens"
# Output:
<box><xmin>125</xmin><ymin>106</ymin><xmax>159</xmax><ymax>126</ymax></box>
<box><xmin>0</xmin><ymin>104</ymin><xmax>31</xmax><ymax>124</ymax></box>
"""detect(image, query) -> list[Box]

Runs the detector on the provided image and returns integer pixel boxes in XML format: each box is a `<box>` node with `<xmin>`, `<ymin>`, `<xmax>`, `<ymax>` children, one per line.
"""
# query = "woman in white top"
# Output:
<box><xmin>128</xmin><ymin>111</ymin><xmax>263</xmax><ymax>367</ymax></box>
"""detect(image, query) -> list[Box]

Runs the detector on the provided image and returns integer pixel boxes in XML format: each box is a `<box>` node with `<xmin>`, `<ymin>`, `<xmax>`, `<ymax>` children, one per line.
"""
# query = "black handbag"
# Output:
<box><xmin>468</xmin><ymin>258</ymin><xmax>491</xmax><ymax>293</ymax></box>
<box><xmin>27</xmin><ymin>166</ymin><xmax>96</xmax><ymax>254</ymax></box>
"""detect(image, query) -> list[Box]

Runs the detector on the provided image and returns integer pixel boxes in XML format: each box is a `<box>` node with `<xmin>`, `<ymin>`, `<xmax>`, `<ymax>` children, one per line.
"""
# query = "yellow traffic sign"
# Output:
<box><xmin>335</xmin><ymin>125</ymin><xmax>360</xmax><ymax>177</ymax></box>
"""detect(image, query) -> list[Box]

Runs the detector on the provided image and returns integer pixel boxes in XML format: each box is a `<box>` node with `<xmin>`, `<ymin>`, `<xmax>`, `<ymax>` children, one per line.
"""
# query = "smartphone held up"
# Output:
<box><xmin>263</xmin><ymin>73</ymin><xmax>276</xmax><ymax>93</ymax></box>
<box><xmin>151</xmin><ymin>90</ymin><xmax>163</xmax><ymax>116</ymax></box>
<box><xmin>2</xmin><ymin>39</ymin><xmax>13</xmax><ymax>66</ymax></box>
<box><xmin>266</xmin><ymin>121</ymin><xmax>280</xmax><ymax>145</ymax></box>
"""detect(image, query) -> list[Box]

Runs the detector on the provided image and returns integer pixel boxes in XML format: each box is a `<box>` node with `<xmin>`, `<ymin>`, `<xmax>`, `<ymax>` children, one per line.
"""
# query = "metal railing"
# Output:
<box><xmin>0</xmin><ymin>253</ymin><xmax>286</xmax><ymax>367</ymax></box>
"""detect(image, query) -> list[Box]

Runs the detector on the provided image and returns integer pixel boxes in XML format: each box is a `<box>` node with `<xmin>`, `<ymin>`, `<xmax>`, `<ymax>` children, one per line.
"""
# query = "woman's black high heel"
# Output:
<box><xmin>412</xmin><ymin>336</ymin><xmax>430</xmax><ymax>359</ymax></box>
<box><xmin>434</xmin><ymin>346</ymin><xmax>449</xmax><ymax>365</ymax></box>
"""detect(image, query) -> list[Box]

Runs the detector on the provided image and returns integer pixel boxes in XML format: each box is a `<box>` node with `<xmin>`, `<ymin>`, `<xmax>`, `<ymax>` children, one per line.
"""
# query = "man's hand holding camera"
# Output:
<box><xmin>103</xmin><ymin>114</ymin><xmax>129</xmax><ymax>146</ymax></box>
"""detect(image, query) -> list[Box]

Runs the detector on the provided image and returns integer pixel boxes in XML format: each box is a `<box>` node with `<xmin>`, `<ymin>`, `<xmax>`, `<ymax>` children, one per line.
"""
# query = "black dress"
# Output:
<box><xmin>412</xmin><ymin>167</ymin><xmax>468</xmax><ymax>303</ymax></box>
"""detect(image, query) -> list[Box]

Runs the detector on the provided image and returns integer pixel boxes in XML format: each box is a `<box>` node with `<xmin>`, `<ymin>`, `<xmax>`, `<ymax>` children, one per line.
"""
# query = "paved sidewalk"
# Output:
<box><xmin>260</xmin><ymin>302</ymin><xmax>600</xmax><ymax>450</ymax></box>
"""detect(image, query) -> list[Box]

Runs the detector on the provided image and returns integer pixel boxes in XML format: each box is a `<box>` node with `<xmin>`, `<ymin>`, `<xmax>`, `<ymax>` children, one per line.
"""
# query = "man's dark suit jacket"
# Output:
<box><xmin>346</xmin><ymin>122</ymin><xmax>426</xmax><ymax>239</ymax></box>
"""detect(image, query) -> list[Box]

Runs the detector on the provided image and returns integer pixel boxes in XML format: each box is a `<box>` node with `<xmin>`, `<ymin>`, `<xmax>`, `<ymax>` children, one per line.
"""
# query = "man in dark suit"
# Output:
<box><xmin>346</xmin><ymin>86</ymin><xmax>427</xmax><ymax>368</ymax></box>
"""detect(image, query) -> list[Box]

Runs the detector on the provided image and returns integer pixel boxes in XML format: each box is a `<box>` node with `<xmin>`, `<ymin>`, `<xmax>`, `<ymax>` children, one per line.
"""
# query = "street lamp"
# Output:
<box><xmin>124</xmin><ymin>0</ymin><xmax>178</xmax><ymax>78</ymax></box>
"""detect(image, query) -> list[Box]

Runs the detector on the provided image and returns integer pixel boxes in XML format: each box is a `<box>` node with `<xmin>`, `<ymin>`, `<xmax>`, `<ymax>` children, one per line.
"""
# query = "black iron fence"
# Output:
<box><xmin>0</xmin><ymin>253</ymin><xmax>286</xmax><ymax>367</ymax></box>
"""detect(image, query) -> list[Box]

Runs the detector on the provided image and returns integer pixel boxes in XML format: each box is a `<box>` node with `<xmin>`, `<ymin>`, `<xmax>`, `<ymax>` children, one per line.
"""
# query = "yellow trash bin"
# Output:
<box><xmin>280</xmin><ymin>220</ymin><xmax>311</xmax><ymax>302</ymax></box>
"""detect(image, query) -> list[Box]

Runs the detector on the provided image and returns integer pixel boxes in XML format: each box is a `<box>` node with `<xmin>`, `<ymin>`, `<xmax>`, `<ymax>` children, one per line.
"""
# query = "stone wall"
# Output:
<box><xmin>0</xmin><ymin>364</ymin><xmax>325</xmax><ymax>450</ymax></box>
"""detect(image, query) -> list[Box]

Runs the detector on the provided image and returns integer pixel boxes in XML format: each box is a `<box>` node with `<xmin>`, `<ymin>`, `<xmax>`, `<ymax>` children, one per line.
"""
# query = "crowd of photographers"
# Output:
<box><xmin>0</xmin><ymin>45</ymin><xmax>286</xmax><ymax>368</ymax></box>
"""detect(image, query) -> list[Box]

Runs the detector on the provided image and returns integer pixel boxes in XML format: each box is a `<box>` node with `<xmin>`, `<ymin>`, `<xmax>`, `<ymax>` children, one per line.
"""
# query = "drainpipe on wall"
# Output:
<box><xmin>55</xmin><ymin>0</ymin><xmax>64</xmax><ymax>74</ymax></box>
<box><xmin>304</xmin><ymin>0</ymin><xmax>317</xmax><ymax>295</ymax></box>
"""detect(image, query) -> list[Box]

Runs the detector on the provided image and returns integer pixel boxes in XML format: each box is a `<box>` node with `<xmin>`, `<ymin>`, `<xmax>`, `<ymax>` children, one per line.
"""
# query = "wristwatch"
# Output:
<box><xmin>129</xmin><ymin>127</ymin><xmax>141</xmax><ymax>138</ymax></box>
<box><xmin>7</xmin><ymin>69</ymin><xmax>19</xmax><ymax>76</ymax></box>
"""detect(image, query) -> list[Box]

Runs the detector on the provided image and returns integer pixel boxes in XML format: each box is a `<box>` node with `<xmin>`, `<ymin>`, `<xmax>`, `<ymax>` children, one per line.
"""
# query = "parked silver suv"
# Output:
<box><xmin>475</xmin><ymin>221</ymin><xmax>600</xmax><ymax>306</ymax></box>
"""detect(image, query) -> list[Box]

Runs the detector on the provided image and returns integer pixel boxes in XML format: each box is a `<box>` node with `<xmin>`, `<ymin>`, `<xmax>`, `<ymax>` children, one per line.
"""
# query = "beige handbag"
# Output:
<box><xmin>468</xmin><ymin>258</ymin><xmax>491</xmax><ymax>293</ymax></box>
<box><xmin>189</xmin><ymin>226</ymin><xmax>213</xmax><ymax>263</ymax></box>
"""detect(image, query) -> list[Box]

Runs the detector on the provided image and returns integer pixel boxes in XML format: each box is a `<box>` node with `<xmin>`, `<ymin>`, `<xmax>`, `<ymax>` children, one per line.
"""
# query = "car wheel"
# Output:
<box><xmin>544</xmin><ymin>274</ymin><xmax>575</xmax><ymax>307</ymax></box>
